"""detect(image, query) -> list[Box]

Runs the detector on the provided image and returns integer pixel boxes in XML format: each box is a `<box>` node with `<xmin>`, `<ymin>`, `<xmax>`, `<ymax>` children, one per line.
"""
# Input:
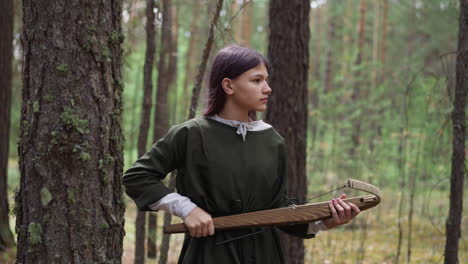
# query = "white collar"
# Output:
<box><xmin>205</xmin><ymin>114</ymin><xmax>272</xmax><ymax>141</ymax></box>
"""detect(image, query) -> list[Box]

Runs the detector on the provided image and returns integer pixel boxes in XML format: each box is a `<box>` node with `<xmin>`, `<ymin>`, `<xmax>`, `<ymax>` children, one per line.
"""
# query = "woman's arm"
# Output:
<box><xmin>122</xmin><ymin>123</ymin><xmax>188</xmax><ymax>211</ymax></box>
<box><xmin>148</xmin><ymin>192</ymin><xmax>197</xmax><ymax>219</ymax></box>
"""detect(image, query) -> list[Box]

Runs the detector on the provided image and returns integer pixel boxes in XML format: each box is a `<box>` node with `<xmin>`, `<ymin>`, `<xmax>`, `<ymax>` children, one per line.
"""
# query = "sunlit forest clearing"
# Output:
<box><xmin>1</xmin><ymin>0</ymin><xmax>467</xmax><ymax>263</ymax></box>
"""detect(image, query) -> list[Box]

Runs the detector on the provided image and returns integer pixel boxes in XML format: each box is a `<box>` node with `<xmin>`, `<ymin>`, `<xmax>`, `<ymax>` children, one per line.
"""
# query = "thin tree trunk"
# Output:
<box><xmin>350</xmin><ymin>0</ymin><xmax>367</xmax><ymax>159</ymax></box>
<box><xmin>371</xmin><ymin>0</ymin><xmax>380</xmax><ymax>90</ymax></box>
<box><xmin>16</xmin><ymin>0</ymin><xmax>125</xmax><ymax>262</ymax></box>
<box><xmin>148</xmin><ymin>0</ymin><xmax>172</xmax><ymax>259</ymax></box>
<box><xmin>356</xmin><ymin>215</ymin><xmax>369</xmax><ymax>264</ymax></box>
<box><xmin>189</xmin><ymin>0</ymin><xmax>224</xmax><ymax>119</ymax></box>
<box><xmin>266</xmin><ymin>1</ymin><xmax>310</xmax><ymax>263</ymax></box>
<box><xmin>444</xmin><ymin>1</ymin><xmax>467</xmax><ymax>262</ymax></box>
<box><xmin>375</xmin><ymin>0</ymin><xmax>389</xmax><ymax>148</ymax></box>
<box><xmin>406</xmin><ymin>138</ymin><xmax>423</xmax><ymax>264</ymax></box>
<box><xmin>158</xmin><ymin>3</ymin><xmax>179</xmax><ymax>262</ymax></box>
<box><xmin>182</xmin><ymin>1</ymin><xmax>201</xmax><ymax>118</ymax></box>
<box><xmin>167</xmin><ymin>3</ymin><xmax>178</xmax><ymax>125</ymax></box>
<box><xmin>369</xmin><ymin>0</ymin><xmax>381</xmax><ymax>152</ymax></box>
<box><xmin>134</xmin><ymin>0</ymin><xmax>158</xmax><ymax>263</ymax></box>
<box><xmin>158</xmin><ymin>171</ymin><xmax>176</xmax><ymax>264</ymax></box>
<box><xmin>241</xmin><ymin>0</ymin><xmax>253</xmax><ymax>47</ymax></box>
<box><xmin>341</xmin><ymin>0</ymin><xmax>354</xmax><ymax>87</ymax></box>
<box><xmin>379</xmin><ymin>0</ymin><xmax>389</xmax><ymax>83</ymax></box>
<box><xmin>324</xmin><ymin>2</ymin><xmax>336</xmax><ymax>94</ymax></box>
<box><xmin>395</xmin><ymin>91</ymin><xmax>409</xmax><ymax>264</ymax></box>
<box><xmin>0</xmin><ymin>0</ymin><xmax>16</xmax><ymax>251</ymax></box>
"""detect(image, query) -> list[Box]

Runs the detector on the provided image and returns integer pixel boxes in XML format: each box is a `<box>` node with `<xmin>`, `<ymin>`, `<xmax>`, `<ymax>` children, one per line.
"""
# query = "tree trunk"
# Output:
<box><xmin>189</xmin><ymin>0</ymin><xmax>224</xmax><ymax>118</ymax></box>
<box><xmin>157</xmin><ymin>171</ymin><xmax>176</xmax><ymax>264</ymax></box>
<box><xmin>158</xmin><ymin>2</ymin><xmax>179</xmax><ymax>262</ymax></box>
<box><xmin>17</xmin><ymin>0</ymin><xmax>125</xmax><ymax>263</ymax></box>
<box><xmin>444</xmin><ymin>1</ymin><xmax>467</xmax><ymax>262</ymax></box>
<box><xmin>148</xmin><ymin>0</ymin><xmax>173</xmax><ymax>259</ymax></box>
<box><xmin>324</xmin><ymin>2</ymin><xmax>336</xmax><ymax>94</ymax></box>
<box><xmin>134</xmin><ymin>0</ymin><xmax>157</xmax><ymax>263</ymax></box>
<box><xmin>241</xmin><ymin>0</ymin><xmax>253</xmax><ymax>47</ymax></box>
<box><xmin>380</xmin><ymin>0</ymin><xmax>389</xmax><ymax>83</ymax></box>
<box><xmin>266</xmin><ymin>1</ymin><xmax>310</xmax><ymax>263</ymax></box>
<box><xmin>167</xmin><ymin>3</ymin><xmax>179</xmax><ymax>124</ymax></box>
<box><xmin>0</xmin><ymin>0</ymin><xmax>16</xmax><ymax>251</ymax></box>
<box><xmin>182</xmin><ymin>1</ymin><xmax>201</xmax><ymax>118</ymax></box>
<box><xmin>350</xmin><ymin>0</ymin><xmax>367</xmax><ymax>159</ymax></box>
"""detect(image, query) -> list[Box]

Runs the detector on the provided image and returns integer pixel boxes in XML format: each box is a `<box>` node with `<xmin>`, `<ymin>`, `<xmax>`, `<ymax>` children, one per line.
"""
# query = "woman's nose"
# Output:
<box><xmin>263</xmin><ymin>83</ymin><xmax>272</xmax><ymax>94</ymax></box>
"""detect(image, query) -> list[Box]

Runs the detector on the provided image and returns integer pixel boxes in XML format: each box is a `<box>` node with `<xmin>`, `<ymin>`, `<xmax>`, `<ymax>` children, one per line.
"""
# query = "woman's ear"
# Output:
<box><xmin>222</xmin><ymin>78</ymin><xmax>234</xmax><ymax>95</ymax></box>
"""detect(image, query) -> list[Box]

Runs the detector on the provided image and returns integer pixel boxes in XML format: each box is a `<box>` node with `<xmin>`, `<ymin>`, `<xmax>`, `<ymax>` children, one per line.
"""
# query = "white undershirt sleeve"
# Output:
<box><xmin>307</xmin><ymin>220</ymin><xmax>329</xmax><ymax>235</ymax></box>
<box><xmin>148</xmin><ymin>192</ymin><xmax>197</xmax><ymax>219</ymax></box>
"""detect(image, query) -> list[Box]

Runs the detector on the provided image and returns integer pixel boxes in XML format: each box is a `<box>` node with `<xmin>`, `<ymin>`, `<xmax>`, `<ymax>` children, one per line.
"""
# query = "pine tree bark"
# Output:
<box><xmin>182</xmin><ymin>1</ymin><xmax>201</xmax><ymax>118</ymax></box>
<box><xmin>16</xmin><ymin>0</ymin><xmax>125</xmax><ymax>262</ymax></box>
<box><xmin>444</xmin><ymin>1</ymin><xmax>467</xmax><ymax>263</ymax></box>
<box><xmin>134</xmin><ymin>0</ymin><xmax>157</xmax><ymax>263</ymax></box>
<box><xmin>380</xmin><ymin>0</ymin><xmax>389</xmax><ymax>83</ymax></box>
<box><xmin>148</xmin><ymin>0</ymin><xmax>173</xmax><ymax>259</ymax></box>
<box><xmin>0</xmin><ymin>0</ymin><xmax>16</xmax><ymax>251</ymax></box>
<box><xmin>159</xmin><ymin>3</ymin><xmax>179</xmax><ymax>263</ymax></box>
<box><xmin>240</xmin><ymin>0</ymin><xmax>253</xmax><ymax>47</ymax></box>
<box><xmin>189</xmin><ymin>0</ymin><xmax>224</xmax><ymax>118</ymax></box>
<box><xmin>324</xmin><ymin>2</ymin><xmax>336</xmax><ymax>94</ymax></box>
<box><xmin>266</xmin><ymin>1</ymin><xmax>310</xmax><ymax>263</ymax></box>
<box><xmin>350</xmin><ymin>0</ymin><xmax>367</xmax><ymax>159</ymax></box>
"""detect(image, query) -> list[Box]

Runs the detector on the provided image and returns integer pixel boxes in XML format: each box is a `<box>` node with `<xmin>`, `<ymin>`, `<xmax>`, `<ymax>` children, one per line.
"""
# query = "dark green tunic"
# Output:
<box><xmin>123</xmin><ymin>116</ymin><xmax>314</xmax><ymax>263</ymax></box>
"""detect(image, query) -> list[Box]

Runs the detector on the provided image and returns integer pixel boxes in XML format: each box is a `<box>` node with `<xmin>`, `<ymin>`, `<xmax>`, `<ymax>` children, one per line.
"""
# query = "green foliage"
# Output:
<box><xmin>40</xmin><ymin>187</ymin><xmax>52</xmax><ymax>206</ymax></box>
<box><xmin>87</xmin><ymin>25</ymin><xmax>97</xmax><ymax>34</ymax></box>
<box><xmin>33</xmin><ymin>100</ymin><xmax>39</xmax><ymax>113</ymax></box>
<box><xmin>99</xmin><ymin>220</ymin><xmax>109</xmax><ymax>231</ymax></box>
<box><xmin>67</xmin><ymin>189</ymin><xmax>76</xmax><ymax>204</ymax></box>
<box><xmin>56</xmin><ymin>64</ymin><xmax>68</xmax><ymax>76</ymax></box>
<box><xmin>99</xmin><ymin>154</ymin><xmax>114</xmax><ymax>185</ymax></box>
<box><xmin>60</xmin><ymin>106</ymin><xmax>89</xmax><ymax>134</ymax></box>
<box><xmin>44</xmin><ymin>94</ymin><xmax>55</xmax><ymax>102</ymax></box>
<box><xmin>110</xmin><ymin>31</ymin><xmax>125</xmax><ymax>44</ymax></box>
<box><xmin>28</xmin><ymin>222</ymin><xmax>42</xmax><ymax>245</ymax></box>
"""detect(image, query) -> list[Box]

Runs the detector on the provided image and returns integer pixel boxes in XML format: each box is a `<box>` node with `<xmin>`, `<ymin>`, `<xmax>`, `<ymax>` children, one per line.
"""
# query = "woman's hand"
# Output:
<box><xmin>323</xmin><ymin>193</ymin><xmax>360</xmax><ymax>229</ymax></box>
<box><xmin>183</xmin><ymin>207</ymin><xmax>215</xmax><ymax>237</ymax></box>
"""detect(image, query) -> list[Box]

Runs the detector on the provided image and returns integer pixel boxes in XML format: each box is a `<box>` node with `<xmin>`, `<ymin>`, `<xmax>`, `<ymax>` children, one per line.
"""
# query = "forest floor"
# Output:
<box><xmin>2</xmin><ymin>159</ymin><xmax>467</xmax><ymax>263</ymax></box>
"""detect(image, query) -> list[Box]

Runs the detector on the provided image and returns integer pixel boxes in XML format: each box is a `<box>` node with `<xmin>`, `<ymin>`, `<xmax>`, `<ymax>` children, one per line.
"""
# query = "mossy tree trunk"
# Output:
<box><xmin>16</xmin><ymin>0</ymin><xmax>125</xmax><ymax>263</ymax></box>
<box><xmin>0</xmin><ymin>0</ymin><xmax>16</xmax><ymax>251</ymax></box>
<box><xmin>266</xmin><ymin>0</ymin><xmax>310</xmax><ymax>263</ymax></box>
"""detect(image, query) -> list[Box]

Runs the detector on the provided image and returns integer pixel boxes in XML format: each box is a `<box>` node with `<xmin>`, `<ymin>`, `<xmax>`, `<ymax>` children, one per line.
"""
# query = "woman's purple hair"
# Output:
<box><xmin>202</xmin><ymin>44</ymin><xmax>269</xmax><ymax>121</ymax></box>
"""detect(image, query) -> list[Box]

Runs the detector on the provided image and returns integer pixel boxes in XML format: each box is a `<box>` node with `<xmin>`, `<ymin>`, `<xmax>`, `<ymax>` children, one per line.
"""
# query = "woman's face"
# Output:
<box><xmin>224</xmin><ymin>63</ymin><xmax>272</xmax><ymax>112</ymax></box>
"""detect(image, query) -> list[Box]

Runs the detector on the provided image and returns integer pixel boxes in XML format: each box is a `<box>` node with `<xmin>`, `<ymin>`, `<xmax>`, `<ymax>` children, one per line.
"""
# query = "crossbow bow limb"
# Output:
<box><xmin>164</xmin><ymin>179</ymin><xmax>382</xmax><ymax>234</ymax></box>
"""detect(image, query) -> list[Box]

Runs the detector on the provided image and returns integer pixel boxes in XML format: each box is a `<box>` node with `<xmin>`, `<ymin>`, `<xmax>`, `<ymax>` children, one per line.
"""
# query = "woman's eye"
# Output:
<box><xmin>253</xmin><ymin>79</ymin><xmax>261</xmax><ymax>83</ymax></box>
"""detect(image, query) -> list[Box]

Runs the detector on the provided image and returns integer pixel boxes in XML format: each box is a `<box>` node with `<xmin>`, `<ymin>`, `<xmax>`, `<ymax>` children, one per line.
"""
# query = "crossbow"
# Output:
<box><xmin>164</xmin><ymin>179</ymin><xmax>382</xmax><ymax>237</ymax></box>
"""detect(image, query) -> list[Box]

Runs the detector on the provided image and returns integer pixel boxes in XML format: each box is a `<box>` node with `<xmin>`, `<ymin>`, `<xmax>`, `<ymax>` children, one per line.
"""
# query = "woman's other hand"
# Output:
<box><xmin>183</xmin><ymin>207</ymin><xmax>215</xmax><ymax>237</ymax></box>
<box><xmin>323</xmin><ymin>193</ymin><xmax>361</xmax><ymax>229</ymax></box>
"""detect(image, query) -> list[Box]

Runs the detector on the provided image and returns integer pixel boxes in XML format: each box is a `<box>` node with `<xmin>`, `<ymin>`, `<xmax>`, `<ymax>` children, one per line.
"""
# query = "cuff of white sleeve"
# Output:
<box><xmin>307</xmin><ymin>220</ymin><xmax>329</xmax><ymax>235</ymax></box>
<box><xmin>316</xmin><ymin>220</ymin><xmax>329</xmax><ymax>231</ymax></box>
<box><xmin>179</xmin><ymin>202</ymin><xmax>197</xmax><ymax>219</ymax></box>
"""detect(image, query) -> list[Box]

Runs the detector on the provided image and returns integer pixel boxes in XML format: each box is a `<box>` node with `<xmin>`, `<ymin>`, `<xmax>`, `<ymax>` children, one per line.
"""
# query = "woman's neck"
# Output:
<box><xmin>217</xmin><ymin>103</ymin><xmax>251</xmax><ymax>122</ymax></box>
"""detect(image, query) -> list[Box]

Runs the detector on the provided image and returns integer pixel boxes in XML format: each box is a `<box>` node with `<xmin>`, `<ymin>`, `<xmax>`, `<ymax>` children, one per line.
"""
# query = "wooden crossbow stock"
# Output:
<box><xmin>164</xmin><ymin>179</ymin><xmax>382</xmax><ymax>234</ymax></box>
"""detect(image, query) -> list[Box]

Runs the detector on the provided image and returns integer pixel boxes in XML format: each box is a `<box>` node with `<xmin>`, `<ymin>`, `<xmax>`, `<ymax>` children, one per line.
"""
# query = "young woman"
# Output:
<box><xmin>123</xmin><ymin>45</ymin><xmax>360</xmax><ymax>263</ymax></box>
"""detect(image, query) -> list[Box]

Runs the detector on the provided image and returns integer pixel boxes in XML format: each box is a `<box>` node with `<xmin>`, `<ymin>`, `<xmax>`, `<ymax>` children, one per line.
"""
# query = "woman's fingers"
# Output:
<box><xmin>329</xmin><ymin>200</ymin><xmax>339</xmax><ymax>222</ymax></box>
<box><xmin>208</xmin><ymin>219</ymin><xmax>215</xmax><ymax>236</ymax></box>
<box><xmin>336</xmin><ymin>198</ymin><xmax>351</xmax><ymax>220</ymax></box>
<box><xmin>348</xmin><ymin>202</ymin><xmax>361</xmax><ymax>217</ymax></box>
<box><xmin>184</xmin><ymin>207</ymin><xmax>215</xmax><ymax>237</ymax></box>
<box><xmin>333</xmin><ymin>199</ymin><xmax>345</xmax><ymax>219</ymax></box>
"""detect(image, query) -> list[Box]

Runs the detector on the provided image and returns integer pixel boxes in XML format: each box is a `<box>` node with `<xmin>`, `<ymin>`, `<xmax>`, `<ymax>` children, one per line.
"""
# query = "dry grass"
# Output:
<box><xmin>2</xmin><ymin>186</ymin><xmax>467</xmax><ymax>263</ymax></box>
